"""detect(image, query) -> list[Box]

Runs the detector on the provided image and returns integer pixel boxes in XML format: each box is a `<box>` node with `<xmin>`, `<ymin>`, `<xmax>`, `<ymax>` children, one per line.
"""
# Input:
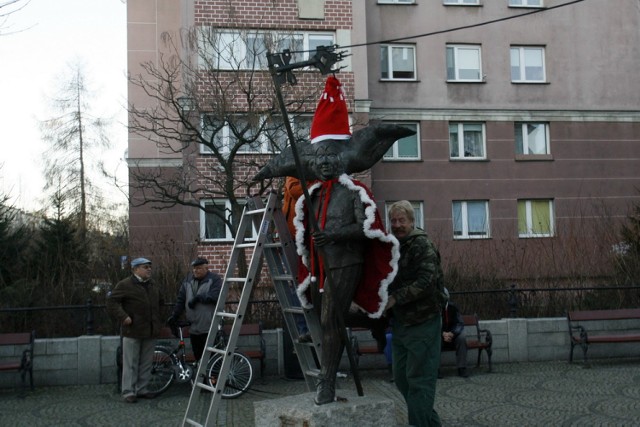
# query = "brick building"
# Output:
<box><xmin>127</xmin><ymin>0</ymin><xmax>640</xmax><ymax>286</ymax></box>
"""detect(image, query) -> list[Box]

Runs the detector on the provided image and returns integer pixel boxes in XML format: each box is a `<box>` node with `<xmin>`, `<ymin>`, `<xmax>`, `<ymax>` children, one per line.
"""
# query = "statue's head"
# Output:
<box><xmin>308</xmin><ymin>141</ymin><xmax>345</xmax><ymax>181</ymax></box>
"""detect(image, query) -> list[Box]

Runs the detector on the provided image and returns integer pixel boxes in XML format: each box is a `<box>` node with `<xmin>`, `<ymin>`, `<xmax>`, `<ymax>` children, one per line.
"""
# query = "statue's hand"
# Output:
<box><xmin>312</xmin><ymin>231</ymin><xmax>333</xmax><ymax>247</ymax></box>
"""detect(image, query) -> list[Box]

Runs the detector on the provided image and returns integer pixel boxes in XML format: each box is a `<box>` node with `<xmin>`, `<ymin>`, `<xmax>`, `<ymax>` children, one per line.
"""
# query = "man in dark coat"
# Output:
<box><xmin>107</xmin><ymin>257</ymin><xmax>164</xmax><ymax>403</ymax></box>
<box><xmin>167</xmin><ymin>257</ymin><xmax>222</xmax><ymax>362</ymax></box>
<box><xmin>441</xmin><ymin>288</ymin><xmax>469</xmax><ymax>378</ymax></box>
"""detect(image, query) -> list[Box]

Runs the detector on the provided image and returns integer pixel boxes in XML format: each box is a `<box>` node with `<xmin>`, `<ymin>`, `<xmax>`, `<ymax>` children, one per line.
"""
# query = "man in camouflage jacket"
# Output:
<box><xmin>386</xmin><ymin>200</ymin><xmax>445</xmax><ymax>427</ymax></box>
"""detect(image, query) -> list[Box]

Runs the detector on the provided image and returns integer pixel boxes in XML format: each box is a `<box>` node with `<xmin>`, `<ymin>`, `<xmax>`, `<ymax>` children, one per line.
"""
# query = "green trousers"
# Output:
<box><xmin>392</xmin><ymin>315</ymin><xmax>442</xmax><ymax>427</ymax></box>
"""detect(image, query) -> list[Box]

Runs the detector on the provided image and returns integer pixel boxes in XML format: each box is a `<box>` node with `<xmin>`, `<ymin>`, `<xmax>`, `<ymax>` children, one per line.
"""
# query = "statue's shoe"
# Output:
<box><xmin>314</xmin><ymin>378</ymin><xmax>335</xmax><ymax>405</ymax></box>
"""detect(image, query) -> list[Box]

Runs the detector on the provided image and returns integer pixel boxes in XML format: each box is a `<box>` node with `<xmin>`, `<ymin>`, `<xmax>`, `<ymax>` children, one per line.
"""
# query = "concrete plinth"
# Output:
<box><xmin>254</xmin><ymin>390</ymin><xmax>396</xmax><ymax>427</ymax></box>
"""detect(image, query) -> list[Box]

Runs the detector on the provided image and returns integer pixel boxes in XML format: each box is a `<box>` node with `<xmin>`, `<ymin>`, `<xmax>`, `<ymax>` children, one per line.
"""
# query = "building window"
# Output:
<box><xmin>446</xmin><ymin>45</ymin><xmax>482</xmax><ymax>82</ymax></box>
<box><xmin>515</xmin><ymin>123</ymin><xmax>550</xmax><ymax>155</ymax></box>
<box><xmin>453</xmin><ymin>200</ymin><xmax>490</xmax><ymax>239</ymax></box>
<box><xmin>380</xmin><ymin>44</ymin><xmax>416</xmax><ymax>80</ymax></box>
<box><xmin>510</xmin><ymin>46</ymin><xmax>546</xmax><ymax>82</ymax></box>
<box><xmin>518</xmin><ymin>199</ymin><xmax>554</xmax><ymax>237</ymax></box>
<box><xmin>200</xmin><ymin>114</ymin><xmax>312</xmax><ymax>155</ymax></box>
<box><xmin>203</xmin><ymin>29</ymin><xmax>335</xmax><ymax>71</ymax></box>
<box><xmin>508</xmin><ymin>0</ymin><xmax>543</xmax><ymax>7</ymax></box>
<box><xmin>383</xmin><ymin>122</ymin><xmax>420</xmax><ymax>160</ymax></box>
<box><xmin>385</xmin><ymin>201</ymin><xmax>425</xmax><ymax>230</ymax></box>
<box><xmin>449</xmin><ymin>122</ymin><xmax>486</xmax><ymax>159</ymax></box>
<box><xmin>201</xmin><ymin>199</ymin><xmax>257</xmax><ymax>241</ymax></box>
<box><xmin>444</xmin><ymin>0</ymin><xmax>480</xmax><ymax>4</ymax></box>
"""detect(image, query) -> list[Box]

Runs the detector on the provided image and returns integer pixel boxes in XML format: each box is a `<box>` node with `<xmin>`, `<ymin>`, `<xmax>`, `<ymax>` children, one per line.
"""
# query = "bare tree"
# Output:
<box><xmin>127</xmin><ymin>26</ymin><xmax>333</xmax><ymax>237</ymax></box>
<box><xmin>40</xmin><ymin>62</ymin><xmax>112</xmax><ymax>235</ymax></box>
<box><xmin>0</xmin><ymin>0</ymin><xmax>29</xmax><ymax>36</ymax></box>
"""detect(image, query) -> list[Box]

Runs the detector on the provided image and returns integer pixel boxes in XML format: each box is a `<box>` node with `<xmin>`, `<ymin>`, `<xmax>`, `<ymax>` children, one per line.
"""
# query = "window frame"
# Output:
<box><xmin>510</xmin><ymin>46</ymin><xmax>546</xmax><ymax>83</ymax></box>
<box><xmin>385</xmin><ymin>201</ymin><xmax>425</xmax><ymax>231</ymax></box>
<box><xmin>204</xmin><ymin>29</ymin><xmax>336</xmax><ymax>71</ymax></box>
<box><xmin>448</xmin><ymin>122</ymin><xmax>487</xmax><ymax>160</ymax></box>
<box><xmin>452</xmin><ymin>200</ymin><xmax>490</xmax><ymax>239</ymax></box>
<box><xmin>380</xmin><ymin>44</ymin><xmax>417</xmax><ymax>81</ymax></box>
<box><xmin>443</xmin><ymin>0</ymin><xmax>480</xmax><ymax>5</ymax></box>
<box><xmin>383</xmin><ymin>122</ymin><xmax>421</xmax><ymax>161</ymax></box>
<box><xmin>508</xmin><ymin>0</ymin><xmax>543</xmax><ymax>7</ymax></box>
<box><xmin>446</xmin><ymin>44</ymin><xmax>483</xmax><ymax>82</ymax></box>
<box><xmin>518</xmin><ymin>199</ymin><xmax>555</xmax><ymax>238</ymax></box>
<box><xmin>515</xmin><ymin>122</ymin><xmax>550</xmax><ymax>156</ymax></box>
<box><xmin>199</xmin><ymin>114</ymin><xmax>313</xmax><ymax>155</ymax></box>
<box><xmin>378</xmin><ymin>0</ymin><xmax>415</xmax><ymax>3</ymax></box>
<box><xmin>200</xmin><ymin>199</ymin><xmax>257</xmax><ymax>242</ymax></box>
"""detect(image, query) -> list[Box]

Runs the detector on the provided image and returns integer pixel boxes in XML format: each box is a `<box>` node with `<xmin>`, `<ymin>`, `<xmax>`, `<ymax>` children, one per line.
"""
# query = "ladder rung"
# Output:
<box><xmin>245</xmin><ymin>207</ymin><xmax>266</xmax><ymax>215</ymax></box>
<box><xmin>183</xmin><ymin>418</ymin><xmax>202</xmax><ymax>427</ymax></box>
<box><xmin>284</xmin><ymin>307</ymin><xmax>304</xmax><ymax>314</ymax></box>
<box><xmin>206</xmin><ymin>347</ymin><xmax>226</xmax><ymax>357</ymax></box>
<box><xmin>236</xmin><ymin>242</ymin><xmax>256</xmax><ymax>249</ymax></box>
<box><xmin>216</xmin><ymin>311</ymin><xmax>237</xmax><ymax>319</ymax></box>
<box><xmin>272</xmin><ymin>274</ymin><xmax>294</xmax><ymax>281</ymax></box>
<box><xmin>264</xmin><ymin>242</ymin><xmax>283</xmax><ymax>248</ymax></box>
<box><xmin>304</xmin><ymin>368</ymin><xmax>321</xmax><ymax>378</ymax></box>
<box><xmin>196</xmin><ymin>381</ymin><xmax>216</xmax><ymax>392</ymax></box>
<box><xmin>225</xmin><ymin>278</ymin><xmax>246</xmax><ymax>283</ymax></box>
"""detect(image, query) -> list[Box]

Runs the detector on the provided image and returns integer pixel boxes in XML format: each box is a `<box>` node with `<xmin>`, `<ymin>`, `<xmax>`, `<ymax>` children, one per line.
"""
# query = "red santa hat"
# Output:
<box><xmin>310</xmin><ymin>76</ymin><xmax>351</xmax><ymax>144</ymax></box>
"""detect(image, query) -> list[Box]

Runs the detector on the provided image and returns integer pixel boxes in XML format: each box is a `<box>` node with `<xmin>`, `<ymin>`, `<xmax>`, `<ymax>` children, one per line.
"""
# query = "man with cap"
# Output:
<box><xmin>167</xmin><ymin>258</ymin><xmax>223</xmax><ymax>362</ymax></box>
<box><xmin>441</xmin><ymin>287</ymin><xmax>469</xmax><ymax>378</ymax></box>
<box><xmin>107</xmin><ymin>257</ymin><xmax>164</xmax><ymax>403</ymax></box>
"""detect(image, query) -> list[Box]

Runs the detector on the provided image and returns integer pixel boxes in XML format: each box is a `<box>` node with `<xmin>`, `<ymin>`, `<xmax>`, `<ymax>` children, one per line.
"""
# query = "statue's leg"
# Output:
<box><xmin>315</xmin><ymin>264</ymin><xmax>361</xmax><ymax>405</ymax></box>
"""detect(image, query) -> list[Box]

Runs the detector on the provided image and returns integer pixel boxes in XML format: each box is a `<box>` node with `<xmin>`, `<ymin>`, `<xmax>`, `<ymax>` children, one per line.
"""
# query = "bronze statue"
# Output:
<box><xmin>255</xmin><ymin>74</ymin><xmax>414</xmax><ymax>404</ymax></box>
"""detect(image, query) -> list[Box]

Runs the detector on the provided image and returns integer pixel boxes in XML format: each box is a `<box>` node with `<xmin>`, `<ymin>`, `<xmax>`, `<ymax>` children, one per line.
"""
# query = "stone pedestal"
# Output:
<box><xmin>254</xmin><ymin>390</ymin><xmax>396</xmax><ymax>427</ymax></box>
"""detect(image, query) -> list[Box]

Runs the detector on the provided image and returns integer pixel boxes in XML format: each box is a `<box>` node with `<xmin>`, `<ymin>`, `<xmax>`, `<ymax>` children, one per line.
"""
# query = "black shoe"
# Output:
<box><xmin>314</xmin><ymin>377</ymin><xmax>335</xmax><ymax>405</ymax></box>
<box><xmin>458</xmin><ymin>368</ymin><xmax>469</xmax><ymax>378</ymax></box>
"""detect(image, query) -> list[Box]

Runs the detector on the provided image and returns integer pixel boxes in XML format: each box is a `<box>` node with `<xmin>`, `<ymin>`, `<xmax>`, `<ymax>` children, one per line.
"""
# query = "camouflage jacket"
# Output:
<box><xmin>388</xmin><ymin>228</ymin><xmax>445</xmax><ymax>326</ymax></box>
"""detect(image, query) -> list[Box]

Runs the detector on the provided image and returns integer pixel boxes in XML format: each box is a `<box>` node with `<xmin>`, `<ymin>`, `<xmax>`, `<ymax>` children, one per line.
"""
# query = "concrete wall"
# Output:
<box><xmin>3</xmin><ymin>317</ymin><xmax>640</xmax><ymax>389</ymax></box>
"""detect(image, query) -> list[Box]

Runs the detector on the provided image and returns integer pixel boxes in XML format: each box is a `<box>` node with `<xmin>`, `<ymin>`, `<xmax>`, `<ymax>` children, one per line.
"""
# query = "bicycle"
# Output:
<box><xmin>147</xmin><ymin>320</ymin><xmax>253</xmax><ymax>398</ymax></box>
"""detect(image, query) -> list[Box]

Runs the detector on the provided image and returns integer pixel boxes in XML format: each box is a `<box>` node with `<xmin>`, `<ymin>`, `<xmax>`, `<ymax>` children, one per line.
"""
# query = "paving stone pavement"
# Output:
<box><xmin>1</xmin><ymin>359</ymin><xmax>640</xmax><ymax>426</ymax></box>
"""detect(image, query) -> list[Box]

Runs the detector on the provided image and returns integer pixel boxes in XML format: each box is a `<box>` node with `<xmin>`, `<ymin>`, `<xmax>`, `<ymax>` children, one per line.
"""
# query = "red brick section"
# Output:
<box><xmin>190</xmin><ymin>0</ymin><xmax>356</xmax><ymax>288</ymax></box>
<box><xmin>194</xmin><ymin>0</ymin><xmax>352</xmax><ymax>30</ymax></box>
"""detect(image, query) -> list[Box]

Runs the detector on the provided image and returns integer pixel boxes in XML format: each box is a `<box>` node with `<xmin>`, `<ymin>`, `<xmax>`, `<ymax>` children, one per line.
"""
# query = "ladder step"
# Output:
<box><xmin>225</xmin><ymin>278</ymin><xmax>246</xmax><ymax>283</ymax></box>
<box><xmin>236</xmin><ymin>242</ymin><xmax>256</xmax><ymax>249</ymax></box>
<box><xmin>264</xmin><ymin>242</ymin><xmax>283</xmax><ymax>248</ymax></box>
<box><xmin>183</xmin><ymin>418</ymin><xmax>202</xmax><ymax>427</ymax></box>
<box><xmin>245</xmin><ymin>207</ymin><xmax>266</xmax><ymax>215</ymax></box>
<box><xmin>284</xmin><ymin>307</ymin><xmax>304</xmax><ymax>315</ymax></box>
<box><xmin>207</xmin><ymin>347</ymin><xmax>226</xmax><ymax>357</ymax></box>
<box><xmin>196</xmin><ymin>381</ymin><xmax>216</xmax><ymax>392</ymax></box>
<box><xmin>216</xmin><ymin>311</ymin><xmax>237</xmax><ymax>319</ymax></box>
<box><xmin>272</xmin><ymin>274</ymin><xmax>294</xmax><ymax>281</ymax></box>
<box><xmin>304</xmin><ymin>368</ymin><xmax>322</xmax><ymax>378</ymax></box>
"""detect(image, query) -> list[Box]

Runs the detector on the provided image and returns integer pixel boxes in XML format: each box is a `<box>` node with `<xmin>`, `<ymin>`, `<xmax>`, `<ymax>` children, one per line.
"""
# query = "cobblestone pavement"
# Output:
<box><xmin>1</xmin><ymin>359</ymin><xmax>640</xmax><ymax>426</ymax></box>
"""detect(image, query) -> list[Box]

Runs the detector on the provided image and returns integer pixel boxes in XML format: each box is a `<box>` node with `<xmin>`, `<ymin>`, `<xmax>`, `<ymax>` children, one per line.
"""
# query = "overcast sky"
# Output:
<box><xmin>0</xmin><ymin>0</ymin><xmax>127</xmax><ymax>211</ymax></box>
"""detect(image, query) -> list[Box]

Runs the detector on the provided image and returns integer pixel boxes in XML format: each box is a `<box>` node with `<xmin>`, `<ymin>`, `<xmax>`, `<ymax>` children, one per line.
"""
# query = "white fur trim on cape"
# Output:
<box><xmin>292</xmin><ymin>174</ymin><xmax>400</xmax><ymax>318</ymax></box>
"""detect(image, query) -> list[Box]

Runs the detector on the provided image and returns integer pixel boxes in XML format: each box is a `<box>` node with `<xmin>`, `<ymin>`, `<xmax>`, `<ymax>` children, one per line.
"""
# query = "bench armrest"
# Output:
<box><xmin>569</xmin><ymin>325</ymin><xmax>588</xmax><ymax>342</ymax></box>
<box><xmin>478</xmin><ymin>328</ymin><xmax>493</xmax><ymax>348</ymax></box>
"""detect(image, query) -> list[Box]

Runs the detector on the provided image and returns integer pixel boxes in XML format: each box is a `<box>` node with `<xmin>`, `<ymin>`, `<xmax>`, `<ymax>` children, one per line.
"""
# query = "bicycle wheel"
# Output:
<box><xmin>206</xmin><ymin>352</ymin><xmax>253</xmax><ymax>399</ymax></box>
<box><xmin>147</xmin><ymin>346</ymin><xmax>175</xmax><ymax>395</ymax></box>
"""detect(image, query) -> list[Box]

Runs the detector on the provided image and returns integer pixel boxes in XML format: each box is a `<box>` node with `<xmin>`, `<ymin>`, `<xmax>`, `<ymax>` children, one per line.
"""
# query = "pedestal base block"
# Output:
<box><xmin>254</xmin><ymin>390</ymin><xmax>395</xmax><ymax>427</ymax></box>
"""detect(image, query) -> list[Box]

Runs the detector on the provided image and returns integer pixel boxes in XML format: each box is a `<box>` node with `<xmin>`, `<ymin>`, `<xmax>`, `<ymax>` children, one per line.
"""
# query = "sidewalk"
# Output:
<box><xmin>1</xmin><ymin>359</ymin><xmax>640</xmax><ymax>426</ymax></box>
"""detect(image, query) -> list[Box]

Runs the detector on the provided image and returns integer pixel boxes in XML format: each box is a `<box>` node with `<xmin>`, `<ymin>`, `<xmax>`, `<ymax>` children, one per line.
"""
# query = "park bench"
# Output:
<box><xmin>0</xmin><ymin>330</ymin><xmax>36</xmax><ymax>394</ymax></box>
<box><xmin>443</xmin><ymin>314</ymin><xmax>493</xmax><ymax>372</ymax></box>
<box><xmin>352</xmin><ymin>313</ymin><xmax>493</xmax><ymax>372</ymax></box>
<box><xmin>567</xmin><ymin>308</ymin><xmax>640</xmax><ymax>366</ymax></box>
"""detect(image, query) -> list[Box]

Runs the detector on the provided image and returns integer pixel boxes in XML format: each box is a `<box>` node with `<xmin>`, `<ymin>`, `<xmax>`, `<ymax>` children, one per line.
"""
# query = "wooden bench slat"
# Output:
<box><xmin>567</xmin><ymin>308</ymin><xmax>640</xmax><ymax>365</ymax></box>
<box><xmin>0</xmin><ymin>330</ymin><xmax>35</xmax><ymax>393</ymax></box>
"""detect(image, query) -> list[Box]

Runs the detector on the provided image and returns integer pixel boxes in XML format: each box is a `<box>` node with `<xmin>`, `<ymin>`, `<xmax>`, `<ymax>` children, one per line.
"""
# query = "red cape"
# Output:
<box><xmin>293</xmin><ymin>174</ymin><xmax>400</xmax><ymax>318</ymax></box>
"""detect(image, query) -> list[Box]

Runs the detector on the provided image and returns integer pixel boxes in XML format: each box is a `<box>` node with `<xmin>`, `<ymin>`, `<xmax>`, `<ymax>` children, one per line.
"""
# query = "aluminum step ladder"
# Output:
<box><xmin>181</xmin><ymin>192</ymin><xmax>322</xmax><ymax>426</ymax></box>
<box><xmin>249</xmin><ymin>193</ymin><xmax>323</xmax><ymax>391</ymax></box>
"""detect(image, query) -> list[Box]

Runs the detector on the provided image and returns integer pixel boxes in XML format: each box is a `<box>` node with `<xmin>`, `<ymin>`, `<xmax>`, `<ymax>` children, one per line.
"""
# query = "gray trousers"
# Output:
<box><xmin>442</xmin><ymin>332</ymin><xmax>468</xmax><ymax>368</ymax></box>
<box><xmin>121</xmin><ymin>336</ymin><xmax>156</xmax><ymax>397</ymax></box>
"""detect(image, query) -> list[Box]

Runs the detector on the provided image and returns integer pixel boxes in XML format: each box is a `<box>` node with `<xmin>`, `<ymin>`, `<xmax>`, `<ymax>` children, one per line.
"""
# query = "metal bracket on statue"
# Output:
<box><xmin>266</xmin><ymin>45</ymin><xmax>349</xmax><ymax>86</ymax></box>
